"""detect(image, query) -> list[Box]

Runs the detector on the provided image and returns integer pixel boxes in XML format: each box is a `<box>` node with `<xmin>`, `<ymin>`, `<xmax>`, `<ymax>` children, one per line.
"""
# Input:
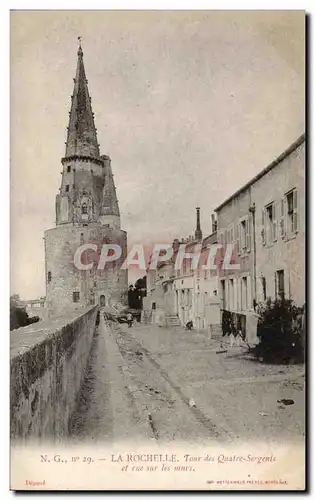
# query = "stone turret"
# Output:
<box><xmin>99</xmin><ymin>155</ymin><xmax>121</xmax><ymax>229</ymax></box>
<box><xmin>45</xmin><ymin>40</ymin><xmax>128</xmax><ymax>313</ymax></box>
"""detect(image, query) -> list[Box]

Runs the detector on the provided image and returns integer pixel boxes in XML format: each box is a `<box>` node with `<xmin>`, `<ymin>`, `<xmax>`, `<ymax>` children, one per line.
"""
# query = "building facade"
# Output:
<box><xmin>144</xmin><ymin>209</ymin><xmax>220</xmax><ymax>331</ymax></box>
<box><xmin>44</xmin><ymin>44</ymin><xmax>128</xmax><ymax>313</ymax></box>
<box><xmin>215</xmin><ymin>134</ymin><xmax>305</xmax><ymax>343</ymax></box>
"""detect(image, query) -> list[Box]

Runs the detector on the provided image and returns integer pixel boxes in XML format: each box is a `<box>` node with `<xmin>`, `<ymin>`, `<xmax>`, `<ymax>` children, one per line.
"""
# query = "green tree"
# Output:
<box><xmin>10</xmin><ymin>295</ymin><xmax>40</xmax><ymax>331</ymax></box>
<box><xmin>254</xmin><ymin>298</ymin><xmax>304</xmax><ymax>363</ymax></box>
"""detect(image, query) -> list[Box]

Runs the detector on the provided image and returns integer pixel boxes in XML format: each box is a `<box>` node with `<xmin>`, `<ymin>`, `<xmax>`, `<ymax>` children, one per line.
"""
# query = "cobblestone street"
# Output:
<box><xmin>70</xmin><ymin>312</ymin><xmax>305</xmax><ymax>446</ymax></box>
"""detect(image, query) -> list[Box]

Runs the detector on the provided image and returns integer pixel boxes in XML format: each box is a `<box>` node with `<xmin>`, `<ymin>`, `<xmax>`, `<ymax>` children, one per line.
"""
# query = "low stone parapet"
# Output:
<box><xmin>10</xmin><ymin>306</ymin><xmax>98</xmax><ymax>443</ymax></box>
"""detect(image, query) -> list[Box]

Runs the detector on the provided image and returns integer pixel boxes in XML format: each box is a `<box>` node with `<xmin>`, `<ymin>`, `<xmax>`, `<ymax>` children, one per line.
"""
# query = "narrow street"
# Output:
<box><xmin>70</xmin><ymin>312</ymin><xmax>305</xmax><ymax>445</ymax></box>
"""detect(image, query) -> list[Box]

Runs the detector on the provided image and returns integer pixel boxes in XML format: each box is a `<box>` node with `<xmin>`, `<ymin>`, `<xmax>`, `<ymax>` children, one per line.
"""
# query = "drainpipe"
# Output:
<box><xmin>249</xmin><ymin>202</ymin><xmax>257</xmax><ymax>310</ymax></box>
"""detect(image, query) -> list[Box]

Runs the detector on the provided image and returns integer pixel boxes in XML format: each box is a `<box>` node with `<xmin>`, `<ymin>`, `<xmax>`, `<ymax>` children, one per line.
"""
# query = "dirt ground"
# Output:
<box><xmin>70</xmin><ymin>314</ymin><xmax>305</xmax><ymax>446</ymax></box>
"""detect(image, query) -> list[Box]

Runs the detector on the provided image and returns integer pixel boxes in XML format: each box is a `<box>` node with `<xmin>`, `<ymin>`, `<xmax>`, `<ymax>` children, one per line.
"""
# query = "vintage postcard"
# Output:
<box><xmin>10</xmin><ymin>10</ymin><xmax>305</xmax><ymax>491</ymax></box>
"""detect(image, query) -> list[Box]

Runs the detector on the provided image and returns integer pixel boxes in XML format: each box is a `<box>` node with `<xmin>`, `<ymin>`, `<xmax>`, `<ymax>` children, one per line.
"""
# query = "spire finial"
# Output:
<box><xmin>77</xmin><ymin>36</ymin><xmax>83</xmax><ymax>56</ymax></box>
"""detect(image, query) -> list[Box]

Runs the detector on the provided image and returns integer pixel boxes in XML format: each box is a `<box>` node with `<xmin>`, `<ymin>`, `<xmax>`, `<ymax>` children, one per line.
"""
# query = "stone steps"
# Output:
<box><xmin>166</xmin><ymin>314</ymin><xmax>181</xmax><ymax>327</ymax></box>
<box><xmin>209</xmin><ymin>324</ymin><xmax>223</xmax><ymax>338</ymax></box>
<box><xmin>142</xmin><ymin>310</ymin><xmax>153</xmax><ymax>324</ymax></box>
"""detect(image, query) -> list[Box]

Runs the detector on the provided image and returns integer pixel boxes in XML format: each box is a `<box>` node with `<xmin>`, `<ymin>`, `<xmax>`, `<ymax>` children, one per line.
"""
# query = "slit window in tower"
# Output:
<box><xmin>67</xmin><ymin>165</ymin><xmax>71</xmax><ymax>173</ymax></box>
<box><xmin>65</xmin><ymin>185</ymin><xmax>69</xmax><ymax>192</ymax></box>
<box><xmin>82</xmin><ymin>203</ymin><xmax>88</xmax><ymax>214</ymax></box>
<box><xmin>47</xmin><ymin>271</ymin><xmax>52</xmax><ymax>283</ymax></box>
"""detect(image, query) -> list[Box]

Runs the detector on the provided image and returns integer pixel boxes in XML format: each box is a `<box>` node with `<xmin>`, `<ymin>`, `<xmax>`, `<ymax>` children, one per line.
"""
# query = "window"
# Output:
<box><xmin>67</xmin><ymin>165</ymin><xmax>71</xmax><ymax>173</ymax></box>
<box><xmin>261</xmin><ymin>276</ymin><xmax>267</xmax><ymax>301</ymax></box>
<box><xmin>221</xmin><ymin>280</ymin><xmax>226</xmax><ymax>309</ymax></box>
<box><xmin>152</xmin><ymin>302</ymin><xmax>156</xmax><ymax>310</ymax></box>
<box><xmin>65</xmin><ymin>185</ymin><xmax>69</xmax><ymax>193</ymax></box>
<box><xmin>239</xmin><ymin>218</ymin><xmax>250</xmax><ymax>253</ymax></box>
<box><xmin>285</xmin><ymin>189</ymin><xmax>298</xmax><ymax>237</ymax></box>
<box><xmin>276</xmin><ymin>270</ymin><xmax>285</xmax><ymax>300</ymax></box>
<box><xmin>73</xmin><ymin>291</ymin><xmax>80</xmax><ymax>303</ymax></box>
<box><xmin>82</xmin><ymin>203</ymin><xmax>88</xmax><ymax>214</ymax></box>
<box><xmin>262</xmin><ymin>203</ymin><xmax>276</xmax><ymax>245</ymax></box>
<box><xmin>47</xmin><ymin>271</ymin><xmax>52</xmax><ymax>283</ymax></box>
<box><xmin>265</xmin><ymin>202</ymin><xmax>277</xmax><ymax>244</ymax></box>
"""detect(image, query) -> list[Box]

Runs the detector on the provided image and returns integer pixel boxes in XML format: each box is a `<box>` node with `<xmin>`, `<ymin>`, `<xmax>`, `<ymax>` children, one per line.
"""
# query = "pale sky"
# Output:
<box><xmin>10</xmin><ymin>10</ymin><xmax>305</xmax><ymax>299</ymax></box>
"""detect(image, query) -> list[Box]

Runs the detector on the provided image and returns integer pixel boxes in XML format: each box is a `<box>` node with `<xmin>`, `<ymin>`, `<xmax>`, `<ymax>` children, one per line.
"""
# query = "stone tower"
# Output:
<box><xmin>44</xmin><ymin>42</ymin><xmax>128</xmax><ymax>313</ymax></box>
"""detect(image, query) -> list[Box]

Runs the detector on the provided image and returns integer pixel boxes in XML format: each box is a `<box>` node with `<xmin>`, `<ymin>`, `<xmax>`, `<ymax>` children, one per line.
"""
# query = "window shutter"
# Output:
<box><xmin>227</xmin><ymin>280</ymin><xmax>230</xmax><ymax>309</ymax></box>
<box><xmin>272</xmin><ymin>203</ymin><xmax>277</xmax><ymax>241</ymax></box>
<box><xmin>234</xmin><ymin>280</ymin><xmax>237</xmax><ymax>311</ymax></box>
<box><xmin>237</xmin><ymin>278</ymin><xmax>241</xmax><ymax>310</ymax></box>
<box><xmin>293</xmin><ymin>189</ymin><xmax>298</xmax><ymax>233</ymax></box>
<box><xmin>246</xmin><ymin>218</ymin><xmax>250</xmax><ymax>252</ymax></box>
<box><xmin>236</xmin><ymin>223</ymin><xmax>240</xmax><ymax>255</ymax></box>
<box><xmin>247</xmin><ymin>276</ymin><xmax>252</xmax><ymax>310</ymax></box>
<box><xmin>220</xmin><ymin>231</ymin><xmax>224</xmax><ymax>262</ymax></box>
<box><xmin>261</xmin><ymin>209</ymin><xmax>266</xmax><ymax>245</ymax></box>
<box><xmin>280</xmin><ymin>198</ymin><xmax>285</xmax><ymax>238</ymax></box>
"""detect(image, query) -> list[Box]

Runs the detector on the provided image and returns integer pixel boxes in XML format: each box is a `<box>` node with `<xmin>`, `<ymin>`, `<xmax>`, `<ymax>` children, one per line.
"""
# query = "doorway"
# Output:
<box><xmin>100</xmin><ymin>295</ymin><xmax>106</xmax><ymax>307</ymax></box>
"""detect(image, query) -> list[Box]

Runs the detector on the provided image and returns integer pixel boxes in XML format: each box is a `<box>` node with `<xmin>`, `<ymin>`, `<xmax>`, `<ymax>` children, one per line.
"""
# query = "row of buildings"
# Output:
<box><xmin>143</xmin><ymin>134</ymin><xmax>305</xmax><ymax>344</ymax></box>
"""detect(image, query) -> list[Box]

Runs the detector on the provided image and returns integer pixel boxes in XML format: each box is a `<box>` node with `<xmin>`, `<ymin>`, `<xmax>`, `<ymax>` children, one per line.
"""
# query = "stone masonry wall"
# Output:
<box><xmin>10</xmin><ymin>306</ymin><xmax>98</xmax><ymax>443</ymax></box>
<box><xmin>44</xmin><ymin>224</ymin><xmax>128</xmax><ymax>313</ymax></box>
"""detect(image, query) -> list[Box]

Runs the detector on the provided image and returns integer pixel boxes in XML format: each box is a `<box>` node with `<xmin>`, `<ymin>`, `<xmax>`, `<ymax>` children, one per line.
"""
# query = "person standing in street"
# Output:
<box><xmin>127</xmin><ymin>312</ymin><xmax>133</xmax><ymax>328</ymax></box>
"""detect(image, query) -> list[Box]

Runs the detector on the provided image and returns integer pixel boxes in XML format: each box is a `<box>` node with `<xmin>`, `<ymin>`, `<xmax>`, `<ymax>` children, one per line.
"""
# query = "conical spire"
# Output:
<box><xmin>101</xmin><ymin>156</ymin><xmax>120</xmax><ymax>218</ymax></box>
<box><xmin>65</xmin><ymin>41</ymin><xmax>100</xmax><ymax>158</ymax></box>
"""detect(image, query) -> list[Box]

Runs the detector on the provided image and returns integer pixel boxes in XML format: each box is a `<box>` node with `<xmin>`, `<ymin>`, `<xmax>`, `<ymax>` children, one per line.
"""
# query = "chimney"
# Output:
<box><xmin>211</xmin><ymin>213</ymin><xmax>217</xmax><ymax>233</ymax></box>
<box><xmin>172</xmin><ymin>238</ymin><xmax>180</xmax><ymax>251</ymax></box>
<box><xmin>195</xmin><ymin>207</ymin><xmax>203</xmax><ymax>241</ymax></box>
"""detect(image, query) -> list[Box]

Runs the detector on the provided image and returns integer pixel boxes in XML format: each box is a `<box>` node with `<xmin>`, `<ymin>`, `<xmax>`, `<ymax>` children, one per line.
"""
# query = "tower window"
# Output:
<box><xmin>65</xmin><ymin>185</ymin><xmax>69</xmax><ymax>192</ymax></box>
<box><xmin>82</xmin><ymin>203</ymin><xmax>88</xmax><ymax>214</ymax></box>
<box><xmin>47</xmin><ymin>271</ymin><xmax>52</xmax><ymax>283</ymax></box>
<box><xmin>67</xmin><ymin>165</ymin><xmax>71</xmax><ymax>173</ymax></box>
<box><xmin>73</xmin><ymin>291</ymin><xmax>80</xmax><ymax>303</ymax></box>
